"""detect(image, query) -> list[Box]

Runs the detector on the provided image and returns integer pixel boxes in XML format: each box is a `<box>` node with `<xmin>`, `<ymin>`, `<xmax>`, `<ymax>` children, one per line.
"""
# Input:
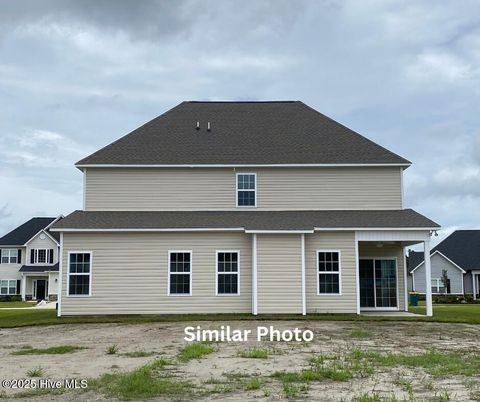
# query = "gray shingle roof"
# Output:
<box><xmin>408</xmin><ymin>230</ymin><xmax>480</xmax><ymax>273</ymax></box>
<box><xmin>52</xmin><ymin>209</ymin><xmax>439</xmax><ymax>232</ymax></box>
<box><xmin>76</xmin><ymin>101</ymin><xmax>411</xmax><ymax>166</ymax></box>
<box><xmin>0</xmin><ymin>217</ymin><xmax>58</xmax><ymax>246</ymax></box>
<box><xmin>19</xmin><ymin>263</ymin><xmax>59</xmax><ymax>273</ymax></box>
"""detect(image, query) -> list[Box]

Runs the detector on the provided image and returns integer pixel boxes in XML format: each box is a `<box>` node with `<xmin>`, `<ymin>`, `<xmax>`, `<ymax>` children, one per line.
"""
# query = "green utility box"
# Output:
<box><xmin>409</xmin><ymin>292</ymin><xmax>419</xmax><ymax>307</ymax></box>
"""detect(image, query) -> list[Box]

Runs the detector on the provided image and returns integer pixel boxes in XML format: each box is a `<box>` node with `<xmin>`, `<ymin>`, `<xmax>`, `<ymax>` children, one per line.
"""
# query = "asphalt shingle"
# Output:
<box><xmin>52</xmin><ymin>209</ymin><xmax>439</xmax><ymax>232</ymax></box>
<box><xmin>76</xmin><ymin>101</ymin><xmax>411</xmax><ymax>166</ymax></box>
<box><xmin>0</xmin><ymin>217</ymin><xmax>58</xmax><ymax>246</ymax></box>
<box><xmin>409</xmin><ymin>230</ymin><xmax>480</xmax><ymax>272</ymax></box>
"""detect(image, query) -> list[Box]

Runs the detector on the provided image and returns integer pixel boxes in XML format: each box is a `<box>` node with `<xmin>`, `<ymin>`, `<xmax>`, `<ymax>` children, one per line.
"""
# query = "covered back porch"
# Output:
<box><xmin>357</xmin><ymin>230</ymin><xmax>434</xmax><ymax>316</ymax></box>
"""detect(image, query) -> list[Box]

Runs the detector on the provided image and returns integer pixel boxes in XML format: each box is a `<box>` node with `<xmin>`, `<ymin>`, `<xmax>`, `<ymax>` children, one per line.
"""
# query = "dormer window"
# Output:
<box><xmin>236</xmin><ymin>173</ymin><xmax>256</xmax><ymax>207</ymax></box>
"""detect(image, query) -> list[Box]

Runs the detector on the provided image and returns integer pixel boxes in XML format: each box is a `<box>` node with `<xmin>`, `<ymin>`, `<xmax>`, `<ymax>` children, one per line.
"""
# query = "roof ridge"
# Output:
<box><xmin>186</xmin><ymin>100</ymin><xmax>298</xmax><ymax>104</ymax></box>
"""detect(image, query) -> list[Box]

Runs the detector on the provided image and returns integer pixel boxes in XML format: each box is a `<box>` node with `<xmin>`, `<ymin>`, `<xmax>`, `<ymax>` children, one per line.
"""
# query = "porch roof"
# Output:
<box><xmin>19</xmin><ymin>263</ymin><xmax>59</xmax><ymax>273</ymax></box>
<box><xmin>51</xmin><ymin>209</ymin><xmax>440</xmax><ymax>232</ymax></box>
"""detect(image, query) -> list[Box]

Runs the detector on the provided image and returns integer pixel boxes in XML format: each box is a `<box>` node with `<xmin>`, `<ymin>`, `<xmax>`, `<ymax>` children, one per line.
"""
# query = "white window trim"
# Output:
<box><xmin>236</xmin><ymin>172</ymin><xmax>257</xmax><ymax>208</ymax></box>
<box><xmin>0</xmin><ymin>279</ymin><xmax>18</xmax><ymax>295</ymax></box>
<box><xmin>215</xmin><ymin>250</ymin><xmax>240</xmax><ymax>296</ymax></box>
<box><xmin>1</xmin><ymin>249</ymin><xmax>18</xmax><ymax>264</ymax></box>
<box><xmin>31</xmin><ymin>248</ymin><xmax>54</xmax><ymax>265</ymax></box>
<box><xmin>66</xmin><ymin>251</ymin><xmax>92</xmax><ymax>297</ymax></box>
<box><xmin>167</xmin><ymin>250</ymin><xmax>192</xmax><ymax>296</ymax></box>
<box><xmin>317</xmin><ymin>250</ymin><xmax>342</xmax><ymax>296</ymax></box>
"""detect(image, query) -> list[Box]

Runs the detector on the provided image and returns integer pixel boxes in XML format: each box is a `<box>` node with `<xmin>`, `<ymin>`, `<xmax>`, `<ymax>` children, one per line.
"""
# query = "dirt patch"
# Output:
<box><xmin>0</xmin><ymin>320</ymin><xmax>479</xmax><ymax>401</ymax></box>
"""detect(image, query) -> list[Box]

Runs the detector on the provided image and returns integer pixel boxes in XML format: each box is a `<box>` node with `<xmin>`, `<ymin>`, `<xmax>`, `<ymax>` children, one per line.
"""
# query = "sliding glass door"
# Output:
<box><xmin>360</xmin><ymin>258</ymin><xmax>397</xmax><ymax>309</ymax></box>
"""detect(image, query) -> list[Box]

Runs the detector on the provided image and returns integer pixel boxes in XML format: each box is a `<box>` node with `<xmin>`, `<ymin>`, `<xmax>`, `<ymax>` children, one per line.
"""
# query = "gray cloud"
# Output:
<box><xmin>0</xmin><ymin>0</ymin><xmax>479</xmax><ymax>238</ymax></box>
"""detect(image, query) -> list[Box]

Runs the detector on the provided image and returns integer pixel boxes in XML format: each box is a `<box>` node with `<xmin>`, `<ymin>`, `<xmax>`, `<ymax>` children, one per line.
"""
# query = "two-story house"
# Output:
<box><xmin>0</xmin><ymin>216</ymin><xmax>62</xmax><ymax>301</ymax></box>
<box><xmin>51</xmin><ymin>101</ymin><xmax>440</xmax><ymax>316</ymax></box>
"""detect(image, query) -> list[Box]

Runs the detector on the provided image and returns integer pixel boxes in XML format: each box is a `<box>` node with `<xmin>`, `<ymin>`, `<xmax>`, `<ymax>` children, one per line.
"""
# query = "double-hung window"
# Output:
<box><xmin>317</xmin><ymin>251</ymin><xmax>341</xmax><ymax>295</ymax></box>
<box><xmin>431</xmin><ymin>278</ymin><xmax>445</xmax><ymax>294</ymax></box>
<box><xmin>0</xmin><ymin>280</ymin><xmax>18</xmax><ymax>295</ymax></box>
<box><xmin>68</xmin><ymin>252</ymin><xmax>91</xmax><ymax>296</ymax></box>
<box><xmin>169</xmin><ymin>252</ymin><xmax>192</xmax><ymax>295</ymax></box>
<box><xmin>30</xmin><ymin>249</ymin><xmax>54</xmax><ymax>264</ymax></box>
<box><xmin>1</xmin><ymin>249</ymin><xmax>18</xmax><ymax>264</ymax></box>
<box><xmin>236</xmin><ymin>173</ymin><xmax>256</xmax><ymax>207</ymax></box>
<box><xmin>216</xmin><ymin>251</ymin><xmax>240</xmax><ymax>295</ymax></box>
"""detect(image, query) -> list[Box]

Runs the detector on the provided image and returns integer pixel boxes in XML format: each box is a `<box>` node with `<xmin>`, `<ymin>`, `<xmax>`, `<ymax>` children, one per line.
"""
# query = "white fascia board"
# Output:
<box><xmin>410</xmin><ymin>250</ymin><xmax>466</xmax><ymax>274</ymax></box>
<box><xmin>314</xmin><ymin>227</ymin><xmax>439</xmax><ymax>231</ymax></box>
<box><xmin>23</xmin><ymin>229</ymin><xmax>59</xmax><ymax>246</ymax></box>
<box><xmin>244</xmin><ymin>230</ymin><xmax>314</xmax><ymax>234</ymax></box>
<box><xmin>76</xmin><ymin>163</ymin><xmax>412</xmax><ymax>169</ymax></box>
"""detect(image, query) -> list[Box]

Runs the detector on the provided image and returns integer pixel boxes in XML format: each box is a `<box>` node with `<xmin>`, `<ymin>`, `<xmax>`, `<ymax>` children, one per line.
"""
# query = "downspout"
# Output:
<box><xmin>57</xmin><ymin>232</ymin><xmax>63</xmax><ymax>317</ymax></box>
<box><xmin>252</xmin><ymin>234</ymin><xmax>257</xmax><ymax>315</ymax></box>
<box><xmin>301</xmin><ymin>234</ymin><xmax>306</xmax><ymax>315</ymax></box>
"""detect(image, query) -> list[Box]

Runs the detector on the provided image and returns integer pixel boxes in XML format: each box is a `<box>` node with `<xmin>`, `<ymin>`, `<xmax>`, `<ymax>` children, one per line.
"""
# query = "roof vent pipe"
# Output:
<box><xmin>196</xmin><ymin>121</ymin><xmax>200</xmax><ymax>130</ymax></box>
<box><xmin>207</xmin><ymin>122</ymin><xmax>211</xmax><ymax>131</ymax></box>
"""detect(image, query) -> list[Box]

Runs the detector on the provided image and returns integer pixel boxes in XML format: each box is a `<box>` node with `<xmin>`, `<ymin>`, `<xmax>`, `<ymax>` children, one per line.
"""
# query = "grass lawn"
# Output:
<box><xmin>0</xmin><ymin>303</ymin><xmax>479</xmax><ymax>328</ymax></box>
<box><xmin>0</xmin><ymin>301</ymin><xmax>35</xmax><ymax>308</ymax></box>
<box><xmin>11</xmin><ymin>345</ymin><xmax>86</xmax><ymax>355</ymax></box>
<box><xmin>410</xmin><ymin>303</ymin><xmax>480</xmax><ymax>323</ymax></box>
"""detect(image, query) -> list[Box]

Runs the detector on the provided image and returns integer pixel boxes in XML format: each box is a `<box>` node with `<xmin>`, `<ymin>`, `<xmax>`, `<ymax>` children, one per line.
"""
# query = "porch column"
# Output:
<box><xmin>424</xmin><ymin>239</ymin><xmax>433</xmax><ymax>316</ymax></box>
<box><xmin>354</xmin><ymin>232</ymin><xmax>360</xmax><ymax>315</ymax></box>
<box><xmin>403</xmin><ymin>247</ymin><xmax>408</xmax><ymax>312</ymax></box>
<box><xmin>21</xmin><ymin>275</ymin><xmax>26</xmax><ymax>301</ymax></box>
<box><xmin>473</xmin><ymin>274</ymin><xmax>477</xmax><ymax>301</ymax></box>
<box><xmin>252</xmin><ymin>234</ymin><xmax>258</xmax><ymax>315</ymax></box>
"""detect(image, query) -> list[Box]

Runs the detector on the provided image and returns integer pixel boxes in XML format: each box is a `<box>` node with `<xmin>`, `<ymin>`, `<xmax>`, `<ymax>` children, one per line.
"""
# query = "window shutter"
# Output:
<box><xmin>30</xmin><ymin>249</ymin><xmax>35</xmax><ymax>264</ymax></box>
<box><xmin>49</xmin><ymin>249</ymin><xmax>54</xmax><ymax>264</ymax></box>
<box><xmin>17</xmin><ymin>249</ymin><xmax>22</xmax><ymax>264</ymax></box>
<box><xmin>16</xmin><ymin>280</ymin><xmax>21</xmax><ymax>295</ymax></box>
<box><xmin>0</xmin><ymin>249</ymin><xmax>2</xmax><ymax>264</ymax></box>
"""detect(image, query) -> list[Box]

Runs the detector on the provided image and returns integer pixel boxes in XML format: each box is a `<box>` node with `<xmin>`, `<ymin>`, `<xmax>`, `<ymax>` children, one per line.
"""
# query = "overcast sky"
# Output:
<box><xmin>0</xmin><ymin>0</ymin><xmax>479</xmax><ymax>246</ymax></box>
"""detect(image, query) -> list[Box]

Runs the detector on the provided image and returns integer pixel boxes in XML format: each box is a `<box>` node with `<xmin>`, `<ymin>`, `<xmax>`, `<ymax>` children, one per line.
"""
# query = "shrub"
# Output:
<box><xmin>178</xmin><ymin>343</ymin><xmax>214</xmax><ymax>362</ymax></box>
<box><xmin>432</xmin><ymin>294</ymin><xmax>476</xmax><ymax>304</ymax></box>
<box><xmin>0</xmin><ymin>295</ymin><xmax>22</xmax><ymax>302</ymax></box>
<box><xmin>106</xmin><ymin>345</ymin><xmax>119</xmax><ymax>355</ymax></box>
<box><xmin>27</xmin><ymin>367</ymin><xmax>45</xmax><ymax>377</ymax></box>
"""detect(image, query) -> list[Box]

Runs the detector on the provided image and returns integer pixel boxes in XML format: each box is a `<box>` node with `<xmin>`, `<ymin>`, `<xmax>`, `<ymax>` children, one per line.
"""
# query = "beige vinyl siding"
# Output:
<box><xmin>358</xmin><ymin>242</ymin><xmax>405</xmax><ymax>310</ymax></box>
<box><xmin>305</xmin><ymin>232</ymin><xmax>357</xmax><ymax>313</ymax></box>
<box><xmin>61</xmin><ymin>232</ymin><xmax>251</xmax><ymax>315</ymax></box>
<box><xmin>256</xmin><ymin>234</ymin><xmax>302</xmax><ymax>314</ymax></box>
<box><xmin>85</xmin><ymin>167</ymin><xmax>402</xmax><ymax>211</ymax></box>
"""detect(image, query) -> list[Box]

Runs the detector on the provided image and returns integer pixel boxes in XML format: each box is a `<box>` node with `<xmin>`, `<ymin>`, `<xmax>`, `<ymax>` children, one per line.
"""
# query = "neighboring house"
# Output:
<box><xmin>0</xmin><ymin>217</ymin><xmax>62</xmax><ymax>301</ymax></box>
<box><xmin>408</xmin><ymin>230</ymin><xmax>480</xmax><ymax>299</ymax></box>
<box><xmin>50</xmin><ymin>101</ymin><xmax>440</xmax><ymax>316</ymax></box>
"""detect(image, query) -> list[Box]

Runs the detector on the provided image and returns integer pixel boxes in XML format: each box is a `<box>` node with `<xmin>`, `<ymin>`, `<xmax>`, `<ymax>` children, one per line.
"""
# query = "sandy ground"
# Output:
<box><xmin>0</xmin><ymin>320</ymin><xmax>479</xmax><ymax>401</ymax></box>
